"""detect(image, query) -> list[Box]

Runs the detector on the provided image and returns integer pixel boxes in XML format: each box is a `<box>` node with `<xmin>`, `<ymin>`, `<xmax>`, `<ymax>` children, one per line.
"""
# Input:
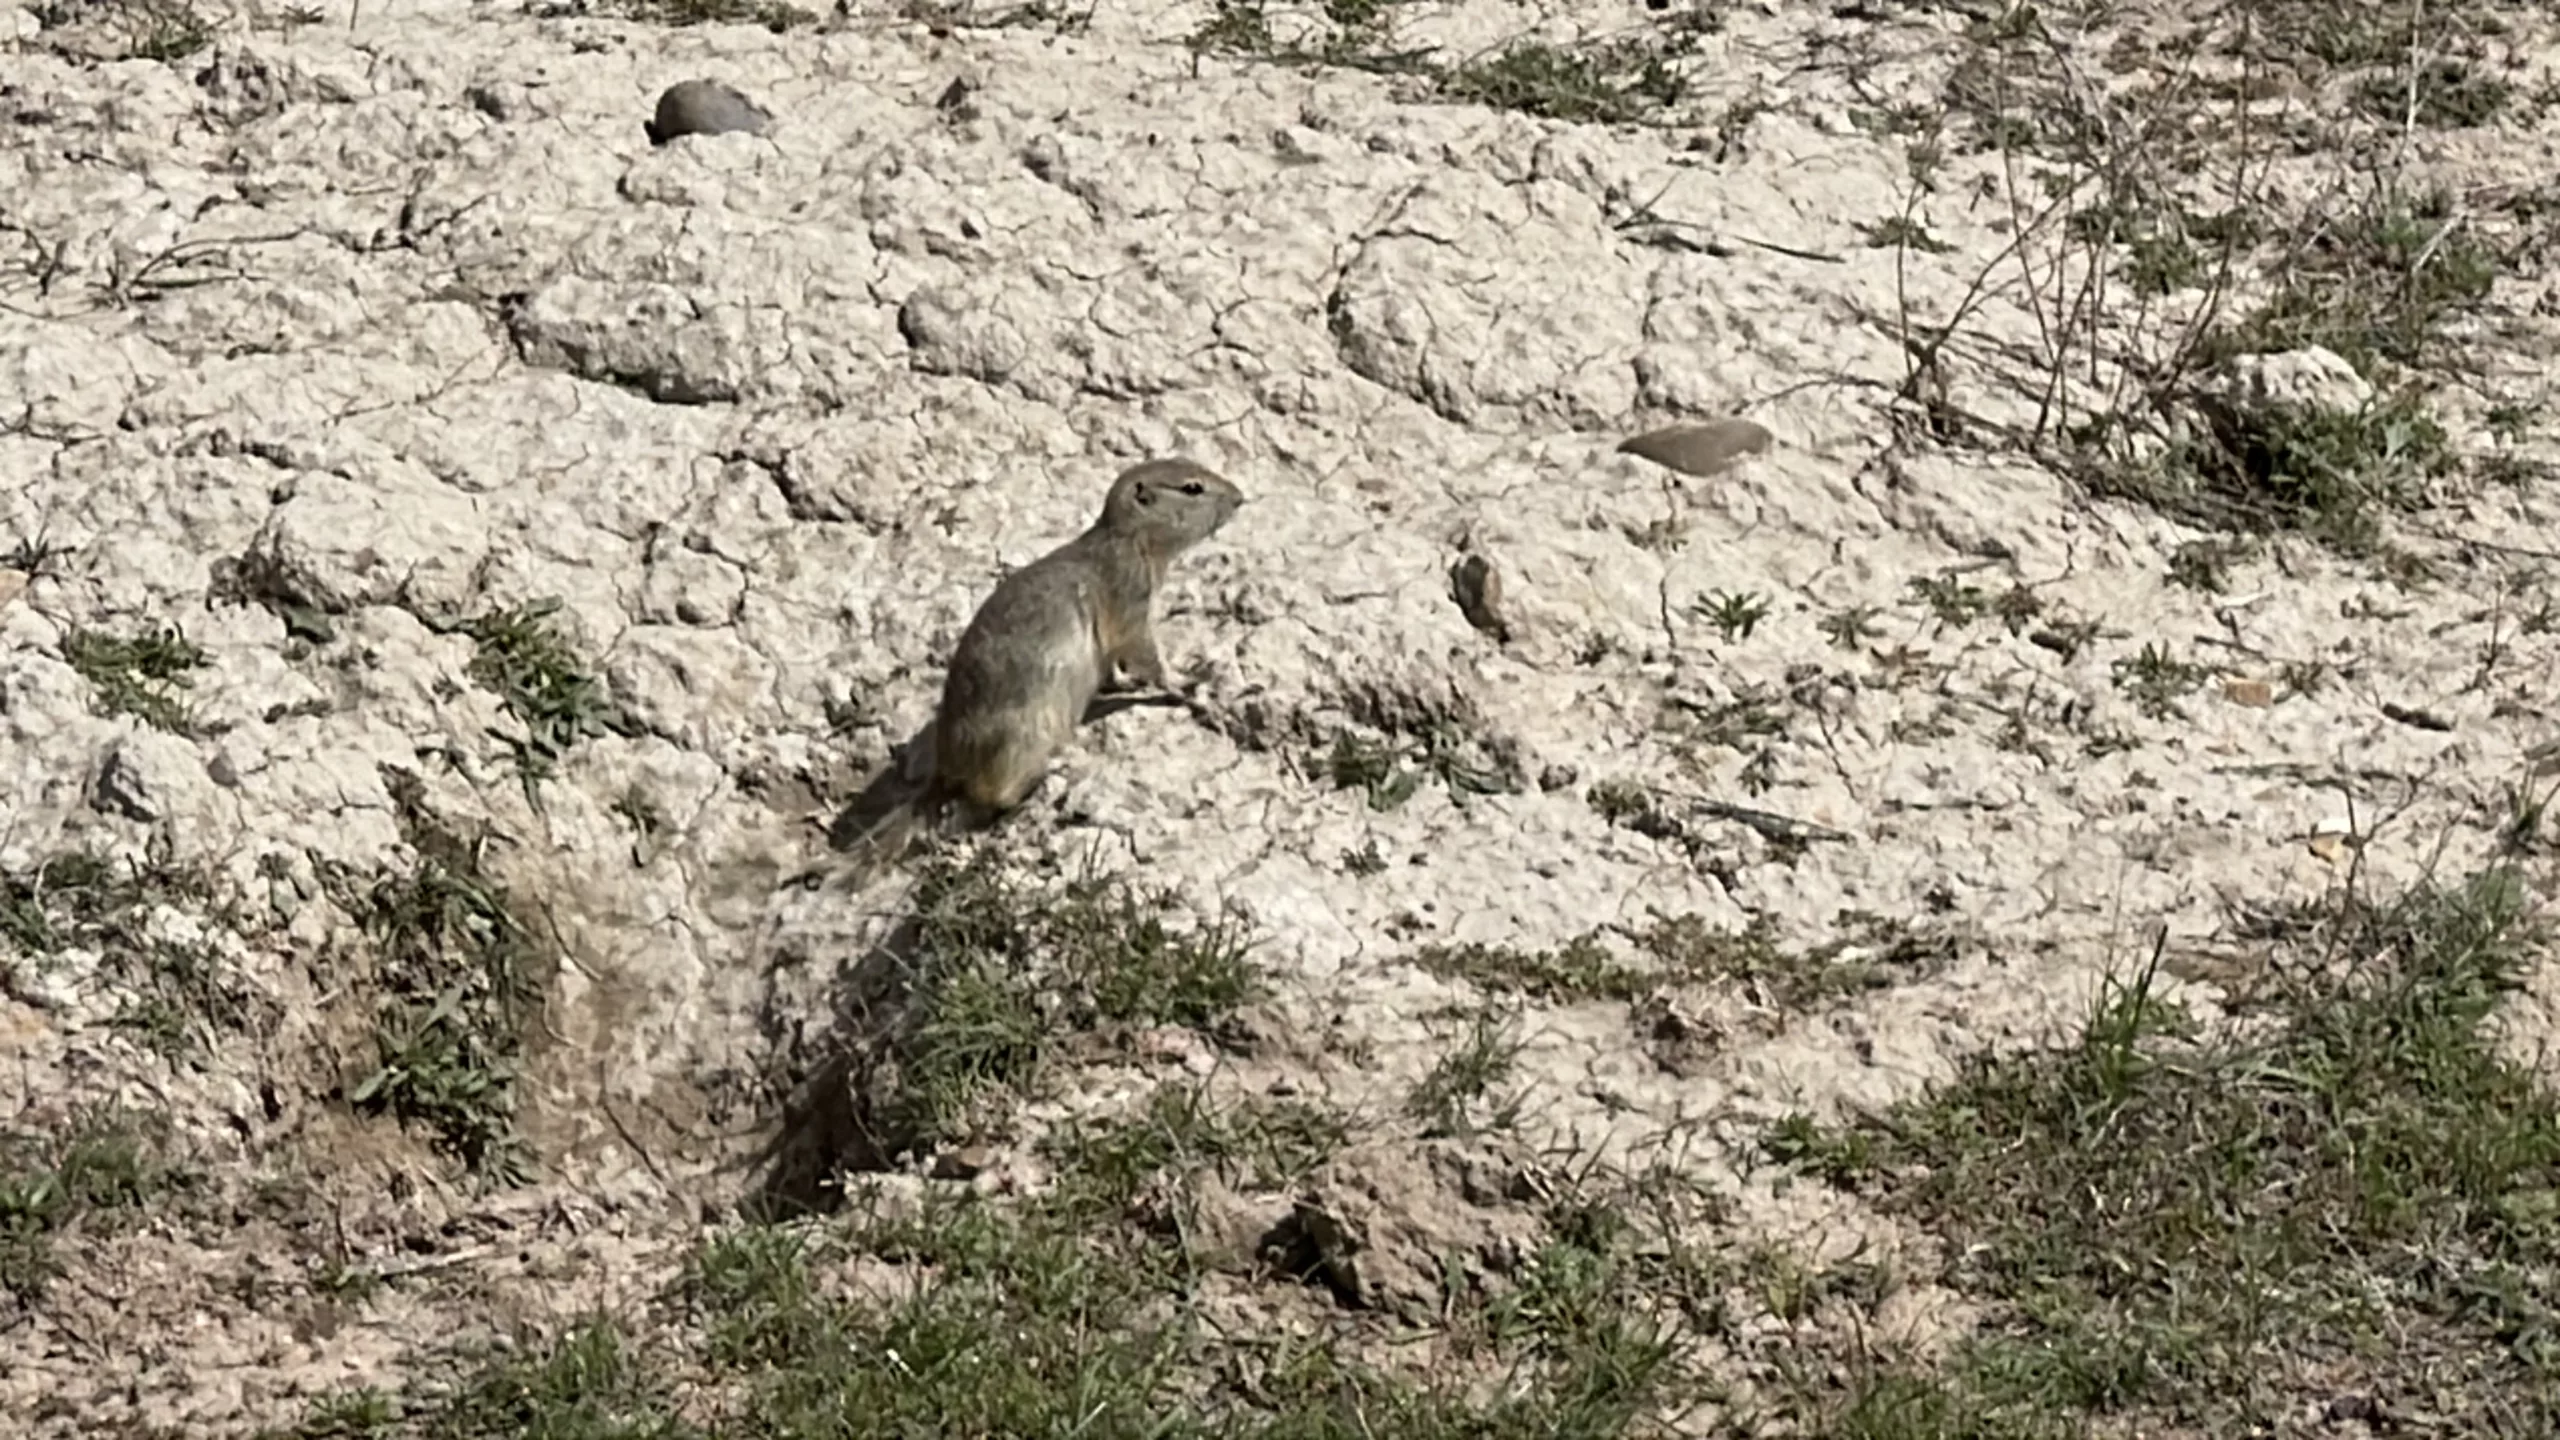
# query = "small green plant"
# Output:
<box><xmin>1758</xmin><ymin>870</ymin><xmax>2560</xmax><ymax>1434</ymax></box>
<box><xmin>2183</xmin><ymin>393</ymin><xmax>2452</xmax><ymax>552</ymax></box>
<box><xmin>1438</xmin><ymin>35</ymin><xmax>1692</xmax><ymax>126</ymax></box>
<box><xmin>2235</xmin><ymin>186</ymin><xmax>2500</xmax><ymax>375</ymax></box>
<box><xmin>0</xmin><ymin>847</ymin><xmax>250</xmax><ymax>1060</ymax></box>
<box><xmin>1857</xmin><ymin>215</ymin><xmax>1956</xmax><ymax>254</ymax></box>
<box><xmin>338</xmin><ymin>772</ymin><xmax>546</xmax><ymax>1186</ymax></box>
<box><xmin>0</xmin><ymin>1107</ymin><xmax>178</xmax><ymax>1305</ymax></box>
<box><xmin>1664</xmin><ymin>689</ymin><xmax>1790</xmax><ymax>753</ymax></box>
<box><xmin>1694</xmin><ymin>589</ymin><xmax>1771</xmax><ymax>642</ymax></box>
<box><xmin>455</xmin><ymin>598</ymin><xmax>633</xmax><ymax>805</ymax></box>
<box><xmin>2112</xmin><ymin>641</ymin><xmax>2213</xmax><ymax>720</ymax></box>
<box><xmin>610</xmin><ymin>784</ymin><xmax>667</xmax><ymax>865</ymax></box>
<box><xmin>2</xmin><ymin>528</ymin><xmax>73</xmax><ymax>578</ymax></box>
<box><xmin>61</xmin><ymin>623</ymin><xmax>206</xmax><ymax>733</ymax></box>
<box><xmin>1410</xmin><ymin>909</ymin><xmax>1933</xmax><ymax>1022</ymax></box>
<box><xmin>28</xmin><ymin>0</ymin><xmax>214</xmax><ymax>60</ymax></box>
<box><xmin>1320</xmin><ymin>718</ymin><xmax>1519</xmax><ymax>813</ymax></box>
<box><xmin>1187</xmin><ymin>0</ymin><xmax>1421</xmax><ymax>71</ymax></box>
<box><xmin>871</xmin><ymin>848</ymin><xmax>1263</xmax><ymax>1158</ymax></box>
<box><xmin>1414</xmin><ymin>934</ymin><xmax>1652</xmax><ymax>1005</ymax></box>
<box><xmin>2350</xmin><ymin>57</ymin><xmax>2511</xmax><ymax>129</ymax></box>
<box><xmin>1044</xmin><ymin>1083</ymin><xmax>1349</xmax><ymax>1219</ymax></box>
<box><xmin>1821</xmin><ymin>605</ymin><xmax>1883</xmax><ymax>649</ymax></box>
<box><xmin>1584</xmin><ymin>777</ymin><xmax>1655</xmax><ymax>824</ymax></box>
<box><xmin>605</xmin><ymin>0</ymin><xmax>814</xmax><ymax>28</ymax></box>
<box><xmin>1909</xmin><ymin>573</ymin><xmax>1992</xmax><ymax>628</ymax></box>
<box><xmin>2167</xmin><ymin>536</ymin><xmax>2255</xmax><ymax>592</ymax></box>
<box><xmin>1406</xmin><ymin>1006</ymin><xmax>1525</xmax><ymax>1138</ymax></box>
<box><xmin>1759</xmin><ymin>1112</ymin><xmax>1877</xmax><ymax>1186</ymax></box>
<box><xmin>1327</xmin><ymin>731</ymin><xmax>1421</xmax><ymax>811</ymax></box>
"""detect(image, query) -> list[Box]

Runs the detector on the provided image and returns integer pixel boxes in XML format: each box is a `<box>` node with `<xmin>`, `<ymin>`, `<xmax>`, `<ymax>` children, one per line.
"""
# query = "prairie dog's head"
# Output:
<box><xmin>1097</xmin><ymin>457</ymin><xmax>1245</xmax><ymax>552</ymax></box>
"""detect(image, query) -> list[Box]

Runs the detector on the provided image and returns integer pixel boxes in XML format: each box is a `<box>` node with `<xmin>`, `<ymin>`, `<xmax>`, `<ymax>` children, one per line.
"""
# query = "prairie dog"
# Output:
<box><xmin>827</xmin><ymin>457</ymin><xmax>1244</xmax><ymax>884</ymax></box>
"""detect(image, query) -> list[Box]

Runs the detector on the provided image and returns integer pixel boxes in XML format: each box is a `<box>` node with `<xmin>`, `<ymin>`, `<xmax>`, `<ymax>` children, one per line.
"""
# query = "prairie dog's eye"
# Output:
<box><xmin>1180</xmin><ymin>481</ymin><xmax>1205</xmax><ymax>495</ymax></box>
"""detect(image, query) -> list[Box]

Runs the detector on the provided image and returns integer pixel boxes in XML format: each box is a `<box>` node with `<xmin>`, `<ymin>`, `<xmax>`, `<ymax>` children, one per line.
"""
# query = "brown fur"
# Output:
<box><xmin>825</xmin><ymin>458</ymin><xmax>1244</xmax><ymax>888</ymax></box>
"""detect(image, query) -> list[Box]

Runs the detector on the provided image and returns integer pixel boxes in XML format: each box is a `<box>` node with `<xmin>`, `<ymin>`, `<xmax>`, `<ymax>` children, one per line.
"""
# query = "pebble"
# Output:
<box><xmin>643</xmin><ymin>79</ymin><xmax>771</xmax><ymax>146</ymax></box>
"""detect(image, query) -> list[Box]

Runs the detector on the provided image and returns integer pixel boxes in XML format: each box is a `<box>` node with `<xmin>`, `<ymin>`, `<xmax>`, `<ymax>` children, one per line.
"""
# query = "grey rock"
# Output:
<box><xmin>643</xmin><ymin>79</ymin><xmax>771</xmax><ymax>146</ymax></box>
<box><xmin>1616</xmin><ymin>417</ymin><xmax>1776</xmax><ymax>478</ymax></box>
<box><xmin>91</xmin><ymin>730</ymin><xmax>217</xmax><ymax>825</ymax></box>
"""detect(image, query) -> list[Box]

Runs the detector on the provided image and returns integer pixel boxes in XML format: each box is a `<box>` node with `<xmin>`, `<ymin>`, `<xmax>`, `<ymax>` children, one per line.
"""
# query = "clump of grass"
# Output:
<box><xmin>1188</xmin><ymin>0</ymin><xmax>1425</xmax><ymax>72</ymax></box>
<box><xmin>366</xmin><ymin>1317</ymin><xmax>683</xmax><ymax>1438</ymax></box>
<box><xmin>2112</xmin><ymin>640</ymin><xmax>2213</xmax><ymax>720</ymax></box>
<box><xmin>1321</xmin><ymin>717</ymin><xmax>1520</xmax><ymax>813</ymax></box>
<box><xmin>598</xmin><ymin>0</ymin><xmax>813</xmax><ymax>29</ymax></box>
<box><xmin>26</xmin><ymin>0</ymin><xmax>212</xmax><ymax>60</ymax></box>
<box><xmin>1693</xmin><ymin>588</ymin><xmax>1771</xmax><ymax>642</ymax></box>
<box><xmin>2234</xmin><ymin>185</ymin><xmax>2500</xmax><ymax>377</ymax></box>
<box><xmin>333</xmin><ymin>771</ymin><xmax>546</xmax><ymax>1186</ymax></box>
<box><xmin>1414</xmin><ymin>910</ymin><xmax>1948</xmax><ymax>1017</ymax></box>
<box><xmin>1439</xmin><ymin>35</ymin><xmax>1692</xmax><ymax>125</ymax></box>
<box><xmin>61</xmin><ymin>622</ymin><xmax>206</xmax><ymax>733</ymax></box>
<box><xmin>1042</xmin><ymin>1081</ymin><xmax>1350</xmax><ymax>1221</ymax></box>
<box><xmin>2130</xmin><ymin>390</ymin><xmax>2456</xmax><ymax>553</ymax></box>
<box><xmin>1760</xmin><ymin>869</ymin><xmax>2560</xmax><ymax>1434</ymax></box>
<box><xmin>1911</xmin><ymin>55</ymin><xmax>2497</xmax><ymax>568</ymax></box>
<box><xmin>311</xmin><ymin>1102</ymin><xmax>1717</xmax><ymax>1437</ymax></box>
<box><xmin>1187</xmin><ymin>2</ymin><xmax>1702</xmax><ymax>126</ymax></box>
<box><xmin>2350</xmin><ymin>56</ymin><xmax>2512</xmax><ymax>131</ymax></box>
<box><xmin>3</xmin><ymin>528</ymin><xmax>75</xmax><ymax>577</ymax></box>
<box><xmin>1659</xmin><ymin>909</ymin><xmax>1952</xmax><ymax>1012</ymax></box>
<box><xmin>0</xmin><ymin>1107</ymin><xmax>180</xmax><ymax>1308</ymax></box>
<box><xmin>1406</xmin><ymin>1004</ymin><xmax>1526</xmax><ymax>1138</ymax></box>
<box><xmin>1415</xmin><ymin>932</ymin><xmax>1653</xmax><ymax>1004</ymax></box>
<box><xmin>452</xmin><ymin>597</ymin><xmax>633</xmax><ymax>805</ymax></box>
<box><xmin>870</xmin><ymin>848</ymin><xmax>1263</xmax><ymax>1158</ymax></box>
<box><xmin>2166</xmin><ymin>536</ymin><xmax>2256</xmax><ymax>593</ymax></box>
<box><xmin>0</xmin><ymin>846</ymin><xmax>252</xmax><ymax>1061</ymax></box>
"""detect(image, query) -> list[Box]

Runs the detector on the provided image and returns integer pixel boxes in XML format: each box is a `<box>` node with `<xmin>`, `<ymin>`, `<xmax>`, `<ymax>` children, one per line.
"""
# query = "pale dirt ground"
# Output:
<box><xmin>2</xmin><ymin>0</ymin><xmax>2558</xmax><ymax>1431</ymax></box>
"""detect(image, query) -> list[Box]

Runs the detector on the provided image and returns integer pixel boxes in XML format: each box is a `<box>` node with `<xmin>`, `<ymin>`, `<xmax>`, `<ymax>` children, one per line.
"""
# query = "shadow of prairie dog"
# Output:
<box><xmin>817</xmin><ymin>458</ymin><xmax>1246</xmax><ymax>889</ymax></box>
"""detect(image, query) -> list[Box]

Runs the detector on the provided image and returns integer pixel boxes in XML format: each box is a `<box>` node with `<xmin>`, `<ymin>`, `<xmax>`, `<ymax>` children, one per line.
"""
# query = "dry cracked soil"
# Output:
<box><xmin>5</xmin><ymin>0</ymin><xmax>2560</xmax><ymax>1435</ymax></box>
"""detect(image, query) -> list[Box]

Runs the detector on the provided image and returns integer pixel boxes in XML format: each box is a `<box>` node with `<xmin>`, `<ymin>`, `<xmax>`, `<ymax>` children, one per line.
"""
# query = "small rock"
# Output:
<box><xmin>1448</xmin><ymin>552</ymin><xmax>1511</xmax><ymax>642</ymax></box>
<box><xmin>929</xmin><ymin>1144</ymin><xmax>997</xmax><ymax>1181</ymax></box>
<box><xmin>2214</xmin><ymin>345</ymin><xmax>2371</xmax><ymax>415</ymax></box>
<box><xmin>643</xmin><ymin>79</ymin><xmax>771</xmax><ymax>147</ymax></box>
<box><xmin>2381</xmin><ymin>701</ymin><xmax>2452</xmax><ymax>733</ymax></box>
<box><xmin>1617</xmin><ymin>416</ymin><xmax>1775</xmax><ymax>478</ymax></box>
<box><xmin>92</xmin><ymin>730</ymin><xmax>215</xmax><ymax>824</ymax></box>
<box><xmin>933</xmin><ymin>74</ymin><xmax>980</xmax><ymax>123</ymax></box>
<box><xmin>1272</xmin><ymin>124</ymin><xmax>1329</xmax><ymax>163</ymax></box>
<box><xmin>467</xmin><ymin>82</ymin><xmax>538</xmax><ymax>122</ymax></box>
